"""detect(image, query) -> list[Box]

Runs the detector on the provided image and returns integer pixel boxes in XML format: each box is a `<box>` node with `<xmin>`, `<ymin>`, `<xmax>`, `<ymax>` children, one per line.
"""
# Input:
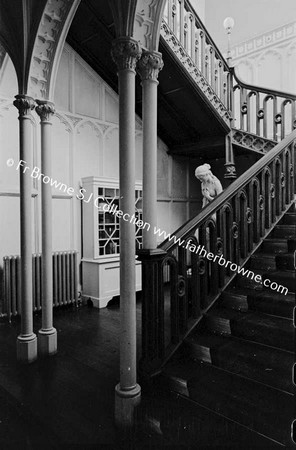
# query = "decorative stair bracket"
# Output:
<box><xmin>231</xmin><ymin>129</ymin><xmax>277</xmax><ymax>155</ymax></box>
<box><xmin>140</xmin><ymin>129</ymin><xmax>296</xmax><ymax>377</ymax></box>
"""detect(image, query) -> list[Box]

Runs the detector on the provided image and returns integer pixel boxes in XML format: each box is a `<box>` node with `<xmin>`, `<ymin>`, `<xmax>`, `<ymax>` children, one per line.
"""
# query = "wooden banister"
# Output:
<box><xmin>161</xmin><ymin>129</ymin><xmax>296</xmax><ymax>252</ymax></box>
<box><xmin>139</xmin><ymin>0</ymin><xmax>296</xmax><ymax>378</ymax></box>
<box><xmin>139</xmin><ymin>130</ymin><xmax>296</xmax><ymax>377</ymax></box>
<box><xmin>231</xmin><ymin>68</ymin><xmax>296</xmax><ymax>141</ymax></box>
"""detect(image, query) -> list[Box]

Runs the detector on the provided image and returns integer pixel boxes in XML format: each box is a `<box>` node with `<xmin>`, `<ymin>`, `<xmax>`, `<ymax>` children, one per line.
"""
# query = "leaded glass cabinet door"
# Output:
<box><xmin>81</xmin><ymin>177</ymin><xmax>143</xmax><ymax>259</ymax></box>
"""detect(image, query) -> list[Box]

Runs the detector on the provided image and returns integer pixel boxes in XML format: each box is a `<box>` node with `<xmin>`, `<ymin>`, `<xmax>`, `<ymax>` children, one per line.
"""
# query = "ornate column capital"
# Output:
<box><xmin>137</xmin><ymin>51</ymin><xmax>164</xmax><ymax>82</ymax></box>
<box><xmin>35</xmin><ymin>100</ymin><xmax>55</xmax><ymax>123</ymax></box>
<box><xmin>111</xmin><ymin>37</ymin><xmax>142</xmax><ymax>72</ymax></box>
<box><xmin>13</xmin><ymin>95</ymin><xmax>35</xmax><ymax>117</ymax></box>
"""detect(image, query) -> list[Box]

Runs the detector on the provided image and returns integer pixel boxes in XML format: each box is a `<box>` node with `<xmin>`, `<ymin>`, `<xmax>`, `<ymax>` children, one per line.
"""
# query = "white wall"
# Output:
<box><xmin>204</xmin><ymin>0</ymin><xmax>296</xmax><ymax>54</ymax></box>
<box><xmin>232</xmin><ymin>22</ymin><xmax>296</xmax><ymax>93</ymax></box>
<box><xmin>189</xmin><ymin>0</ymin><xmax>205</xmax><ymax>22</ymax></box>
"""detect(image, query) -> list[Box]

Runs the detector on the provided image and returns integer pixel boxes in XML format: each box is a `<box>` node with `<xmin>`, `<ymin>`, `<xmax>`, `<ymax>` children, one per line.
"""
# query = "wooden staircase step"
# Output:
<box><xmin>184</xmin><ymin>332</ymin><xmax>293</xmax><ymax>393</ymax></box>
<box><xmin>248</xmin><ymin>253</ymin><xmax>277</xmax><ymax>271</ymax></box>
<box><xmin>220</xmin><ymin>289</ymin><xmax>249</xmax><ymax>312</ymax></box>
<box><xmin>161</xmin><ymin>358</ymin><xmax>293</xmax><ymax>445</ymax></box>
<box><xmin>281</xmin><ymin>212</ymin><xmax>296</xmax><ymax>225</ymax></box>
<box><xmin>275</xmin><ymin>253</ymin><xmax>295</xmax><ymax>270</ymax></box>
<box><xmin>221</xmin><ymin>288</ymin><xmax>294</xmax><ymax>318</ymax></box>
<box><xmin>261</xmin><ymin>238</ymin><xmax>288</xmax><ymax>253</ymax></box>
<box><xmin>136</xmin><ymin>386</ymin><xmax>283</xmax><ymax>448</ymax></box>
<box><xmin>235</xmin><ymin>269</ymin><xmax>266</xmax><ymax>289</ymax></box>
<box><xmin>288</xmin><ymin>238</ymin><xmax>296</xmax><ymax>252</ymax></box>
<box><xmin>271</xmin><ymin>224</ymin><xmax>296</xmax><ymax>239</ymax></box>
<box><xmin>262</xmin><ymin>270</ymin><xmax>295</xmax><ymax>293</ymax></box>
<box><xmin>205</xmin><ymin>307</ymin><xmax>293</xmax><ymax>351</ymax></box>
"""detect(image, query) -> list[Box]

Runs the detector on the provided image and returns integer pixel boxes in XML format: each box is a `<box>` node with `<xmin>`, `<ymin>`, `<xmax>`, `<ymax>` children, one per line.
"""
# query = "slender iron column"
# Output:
<box><xmin>111</xmin><ymin>37</ymin><xmax>142</xmax><ymax>428</ymax></box>
<box><xmin>36</xmin><ymin>100</ymin><xmax>57</xmax><ymax>356</ymax></box>
<box><xmin>137</xmin><ymin>51</ymin><xmax>163</xmax><ymax>249</ymax></box>
<box><xmin>14</xmin><ymin>95</ymin><xmax>38</xmax><ymax>363</ymax></box>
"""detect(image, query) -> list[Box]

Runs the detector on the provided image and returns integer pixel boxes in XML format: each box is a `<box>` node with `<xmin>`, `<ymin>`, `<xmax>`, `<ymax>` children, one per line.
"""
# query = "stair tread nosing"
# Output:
<box><xmin>222</xmin><ymin>288</ymin><xmax>294</xmax><ymax>318</ymax></box>
<box><xmin>272</xmin><ymin>224</ymin><xmax>296</xmax><ymax>238</ymax></box>
<box><xmin>162</xmin><ymin>358</ymin><xmax>293</xmax><ymax>444</ymax></box>
<box><xmin>262</xmin><ymin>270</ymin><xmax>295</xmax><ymax>293</ymax></box>
<box><xmin>261</xmin><ymin>239</ymin><xmax>288</xmax><ymax>253</ymax></box>
<box><xmin>235</xmin><ymin>269</ymin><xmax>267</xmax><ymax>288</ymax></box>
<box><xmin>224</xmin><ymin>287</ymin><xmax>295</xmax><ymax>303</ymax></box>
<box><xmin>185</xmin><ymin>332</ymin><xmax>293</xmax><ymax>393</ymax></box>
<box><xmin>275</xmin><ymin>253</ymin><xmax>295</xmax><ymax>270</ymax></box>
<box><xmin>281</xmin><ymin>212</ymin><xmax>296</xmax><ymax>225</ymax></box>
<box><xmin>205</xmin><ymin>307</ymin><xmax>293</xmax><ymax>351</ymax></box>
<box><xmin>249</xmin><ymin>253</ymin><xmax>277</xmax><ymax>270</ymax></box>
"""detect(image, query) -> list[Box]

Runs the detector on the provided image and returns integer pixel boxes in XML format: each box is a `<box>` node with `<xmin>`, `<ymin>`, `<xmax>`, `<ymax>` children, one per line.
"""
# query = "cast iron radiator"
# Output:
<box><xmin>3</xmin><ymin>251</ymin><xmax>78</xmax><ymax>320</ymax></box>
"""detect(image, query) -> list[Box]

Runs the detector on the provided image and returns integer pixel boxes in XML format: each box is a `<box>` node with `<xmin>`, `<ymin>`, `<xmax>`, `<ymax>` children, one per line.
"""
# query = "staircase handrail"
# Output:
<box><xmin>182</xmin><ymin>0</ymin><xmax>230</xmax><ymax>70</ymax></box>
<box><xmin>232</xmin><ymin>66</ymin><xmax>296</xmax><ymax>100</ymax></box>
<box><xmin>161</xmin><ymin>0</ymin><xmax>231</xmax><ymax>116</ymax></box>
<box><xmin>160</xmin><ymin>129</ymin><xmax>296</xmax><ymax>253</ymax></box>
<box><xmin>161</xmin><ymin>1</ymin><xmax>296</xmax><ymax>141</ymax></box>
<box><xmin>230</xmin><ymin>67</ymin><xmax>296</xmax><ymax>141</ymax></box>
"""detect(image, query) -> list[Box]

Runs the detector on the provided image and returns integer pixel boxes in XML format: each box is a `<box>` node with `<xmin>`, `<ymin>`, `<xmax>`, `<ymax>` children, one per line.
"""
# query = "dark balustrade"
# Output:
<box><xmin>232</xmin><ymin>68</ymin><xmax>296</xmax><ymax>142</ymax></box>
<box><xmin>140</xmin><ymin>0</ymin><xmax>296</xmax><ymax>378</ymax></box>
<box><xmin>139</xmin><ymin>130</ymin><xmax>296</xmax><ymax>377</ymax></box>
<box><xmin>161</xmin><ymin>0</ymin><xmax>231</xmax><ymax>123</ymax></box>
<box><xmin>161</xmin><ymin>1</ymin><xmax>296</xmax><ymax>150</ymax></box>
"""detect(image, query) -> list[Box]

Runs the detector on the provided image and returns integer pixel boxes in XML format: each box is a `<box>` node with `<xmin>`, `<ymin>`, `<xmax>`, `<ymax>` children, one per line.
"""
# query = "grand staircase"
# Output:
<box><xmin>157</xmin><ymin>205</ymin><xmax>295</xmax><ymax>447</ymax></box>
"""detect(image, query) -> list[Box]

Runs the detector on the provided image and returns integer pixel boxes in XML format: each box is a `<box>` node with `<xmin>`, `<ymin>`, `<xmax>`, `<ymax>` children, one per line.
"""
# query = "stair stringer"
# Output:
<box><xmin>232</xmin><ymin>128</ymin><xmax>277</xmax><ymax>155</ymax></box>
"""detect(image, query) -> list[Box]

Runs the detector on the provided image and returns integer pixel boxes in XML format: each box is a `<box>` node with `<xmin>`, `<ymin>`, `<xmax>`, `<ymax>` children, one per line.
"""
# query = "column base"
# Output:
<box><xmin>17</xmin><ymin>333</ymin><xmax>37</xmax><ymax>363</ymax></box>
<box><xmin>38</xmin><ymin>328</ymin><xmax>57</xmax><ymax>357</ymax></box>
<box><xmin>114</xmin><ymin>383</ymin><xmax>141</xmax><ymax>429</ymax></box>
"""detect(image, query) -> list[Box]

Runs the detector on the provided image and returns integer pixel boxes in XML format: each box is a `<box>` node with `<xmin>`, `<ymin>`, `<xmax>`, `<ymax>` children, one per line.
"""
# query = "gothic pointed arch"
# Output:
<box><xmin>109</xmin><ymin>0</ymin><xmax>167</xmax><ymax>52</ymax></box>
<box><xmin>133</xmin><ymin>0</ymin><xmax>167</xmax><ymax>51</ymax></box>
<box><xmin>0</xmin><ymin>0</ymin><xmax>81</xmax><ymax>99</ymax></box>
<box><xmin>27</xmin><ymin>0</ymin><xmax>81</xmax><ymax>100</ymax></box>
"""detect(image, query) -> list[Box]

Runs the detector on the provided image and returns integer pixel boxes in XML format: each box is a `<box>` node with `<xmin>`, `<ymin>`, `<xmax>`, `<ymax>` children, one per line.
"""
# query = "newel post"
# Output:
<box><xmin>137</xmin><ymin>248</ymin><xmax>167</xmax><ymax>378</ymax></box>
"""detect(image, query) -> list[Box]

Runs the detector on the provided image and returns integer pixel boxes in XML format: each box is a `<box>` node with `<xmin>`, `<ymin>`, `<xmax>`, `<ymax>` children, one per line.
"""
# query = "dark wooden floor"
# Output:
<box><xmin>0</xmin><ymin>300</ymin><xmax>140</xmax><ymax>449</ymax></box>
<box><xmin>0</xmin><ymin>300</ymin><xmax>289</xmax><ymax>449</ymax></box>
